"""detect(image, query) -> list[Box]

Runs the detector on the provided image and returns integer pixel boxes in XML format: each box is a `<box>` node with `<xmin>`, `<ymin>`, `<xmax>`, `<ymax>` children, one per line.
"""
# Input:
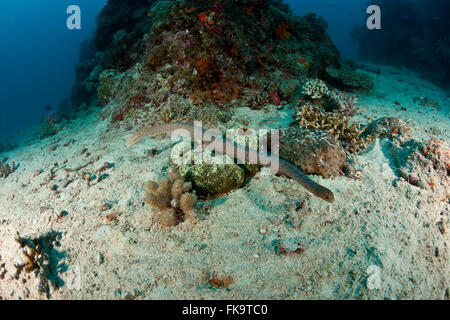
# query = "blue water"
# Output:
<box><xmin>0</xmin><ymin>0</ymin><xmax>106</xmax><ymax>140</ymax></box>
<box><xmin>286</xmin><ymin>0</ymin><xmax>367</xmax><ymax>59</ymax></box>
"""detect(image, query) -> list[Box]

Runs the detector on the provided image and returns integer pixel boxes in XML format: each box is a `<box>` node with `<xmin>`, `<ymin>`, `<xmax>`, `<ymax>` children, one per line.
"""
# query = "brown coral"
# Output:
<box><xmin>0</xmin><ymin>160</ymin><xmax>16</xmax><ymax>178</ymax></box>
<box><xmin>296</xmin><ymin>104</ymin><xmax>375</xmax><ymax>154</ymax></box>
<box><xmin>390</xmin><ymin>139</ymin><xmax>449</xmax><ymax>201</ymax></box>
<box><xmin>278</xmin><ymin>126</ymin><xmax>347</xmax><ymax>179</ymax></box>
<box><xmin>146</xmin><ymin>168</ymin><xmax>198</xmax><ymax>227</ymax></box>
<box><xmin>363</xmin><ymin>117</ymin><xmax>412</xmax><ymax>141</ymax></box>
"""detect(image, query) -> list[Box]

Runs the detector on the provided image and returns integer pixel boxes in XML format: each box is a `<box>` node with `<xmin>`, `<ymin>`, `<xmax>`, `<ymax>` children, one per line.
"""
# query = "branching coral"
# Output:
<box><xmin>302</xmin><ymin>78</ymin><xmax>330</xmax><ymax>100</ymax></box>
<box><xmin>244</xmin><ymin>91</ymin><xmax>270</xmax><ymax>110</ymax></box>
<box><xmin>146</xmin><ymin>168</ymin><xmax>199</xmax><ymax>227</ymax></box>
<box><xmin>0</xmin><ymin>160</ymin><xmax>16</xmax><ymax>178</ymax></box>
<box><xmin>16</xmin><ymin>231</ymin><xmax>65</xmax><ymax>298</ymax></box>
<box><xmin>296</xmin><ymin>104</ymin><xmax>375</xmax><ymax>154</ymax></box>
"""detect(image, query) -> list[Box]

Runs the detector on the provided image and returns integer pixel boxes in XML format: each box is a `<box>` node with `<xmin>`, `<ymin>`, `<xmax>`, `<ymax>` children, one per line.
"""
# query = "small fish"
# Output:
<box><xmin>297</xmin><ymin>58</ymin><xmax>309</xmax><ymax>64</ymax></box>
<box><xmin>45</xmin><ymin>104</ymin><xmax>52</xmax><ymax>111</ymax></box>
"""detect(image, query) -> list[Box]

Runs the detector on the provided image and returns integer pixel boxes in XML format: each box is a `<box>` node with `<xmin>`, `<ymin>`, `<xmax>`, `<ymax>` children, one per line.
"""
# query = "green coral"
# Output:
<box><xmin>97</xmin><ymin>69</ymin><xmax>119</xmax><ymax>106</ymax></box>
<box><xmin>149</xmin><ymin>1</ymin><xmax>175</xmax><ymax>30</ymax></box>
<box><xmin>40</xmin><ymin>120</ymin><xmax>61</xmax><ymax>140</ymax></box>
<box><xmin>169</xmin><ymin>141</ymin><xmax>245</xmax><ymax>198</ymax></box>
<box><xmin>326</xmin><ymin>67</ymin><xmax>374</xmax><ymax>90</ymax></box>
<box><xmin>279</xmin><ymin>79</ymin><xmax>302</xmax><ymax>101</ymax></box>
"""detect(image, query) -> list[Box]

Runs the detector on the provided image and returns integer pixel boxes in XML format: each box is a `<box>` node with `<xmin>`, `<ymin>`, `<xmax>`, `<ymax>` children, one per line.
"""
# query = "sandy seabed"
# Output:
<box><xmin>0</xmin><ymin>64</ymin><xmax>448</xmax><ymax>300</ymax></box>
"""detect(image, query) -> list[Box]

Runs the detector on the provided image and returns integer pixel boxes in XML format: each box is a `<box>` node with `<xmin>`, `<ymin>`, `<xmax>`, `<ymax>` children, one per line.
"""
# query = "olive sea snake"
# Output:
<box><xmin>125</xmin><ymin>122</ymin><xmax>335</xmax><ymax>203</ymax></box>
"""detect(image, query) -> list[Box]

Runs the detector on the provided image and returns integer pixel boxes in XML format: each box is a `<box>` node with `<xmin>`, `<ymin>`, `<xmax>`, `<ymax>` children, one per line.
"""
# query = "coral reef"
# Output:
<box><xmin>277</xmin><ymin>126</ymin><xmax>347</xmax><ymax>179</ymax></box>
<box><xmin>278</xmin><ymin>79</ymin><xmax>302</xmax><ymax>102</ymax></box>
<box><xmin>0</xmin><ymin>159</ymin><xmax>16</xmax><ymax>178</ymax></box>
<box><xmin>325</xmin><ymin>66</ymin><xmax>374</xmax><ymax>90</ymax></box>
<box><xmin>169</xmin><ymin>140</ymin><xmax>246</xmax><ymax>198</ymax></box>
<box><xmin>365</xmin><ymin>116</ymin><xmax>449</xmax><ymax>201</ymax></box>
<box><xmin>15</xmin><ymin>231</ymin><xmax>66</xmax><ymax>298</ymax></box>
<box><xmin>40</xmin><ymin>115</ymin><xmax>61</xmax><ymax>140</ymax></box>
<box><xmin>146</xmin><ymin>168</ymin><xmax>199</xmax><ymax>227</ymax></box>
<box><xmin>295</xmin><ymin>104</ymin><xmax>375</xmax><ymax>154</ymax></box>
<box><xmin>302</xmin><ymin>78</ymin><xmax>330</xmax><ymax>100</ymax></box>
<box><xmin>97</xmin><ymin>69</ymin><xmax>120</xmax><ymax>106</ymax></box>
<box><xmin>389</xmin><ymin>139</ymin><xmax>449</xmax><ymax>201</ymax></box>
<box><xmin>363</xmin><ymin>117</ymin><xmax>412</xmax><ymax>141</ymax></box>
<box><xmin>126</xmin><ymin>122</ymin><xmax>335</xmax><ymax>202</ymax></box>
<box><xmin>244</xmin><ymin>91</ymin><xmax>270</xmax><ymax>110</ymax></box>
<box><xmin>326</xmin><ymin>90</ymin><xmax>359</xmax><ymax>115</ymax></box>
<box><xmin>67</xmin><ymin>0</ymin><xmax>368</xmax><ymax>125</ymax></box>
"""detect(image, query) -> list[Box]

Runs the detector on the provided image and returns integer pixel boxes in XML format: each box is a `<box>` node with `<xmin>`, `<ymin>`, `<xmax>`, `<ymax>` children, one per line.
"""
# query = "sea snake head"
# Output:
<box><xmin>321</xmin><ymin>189</ymin><xmax>335</xmax><ymax>203</ymax></box>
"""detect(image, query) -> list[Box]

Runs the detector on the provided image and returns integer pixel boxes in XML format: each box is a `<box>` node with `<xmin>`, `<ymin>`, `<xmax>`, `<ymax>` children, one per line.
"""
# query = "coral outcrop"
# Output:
<box><xmin>325</xmin><ymin>66</ymin><xmax>374</xmax><ymax>90</ymax></box>
<box><xmin>146</xmin><ymin>168</ymin><xmax>199</xmax><ymax>227</ymax></box>
<box><xmin>40</xmin><ymin>115</ymin><xmax>61</xmax><ymax>140</ymax></box>
<box><xmin>15</xmin><ymin>231</ymin><xmax>65</xmax><ymax>298</ymax></box>
<box><xmin>169</xmin><ymin>141</ymin><xmax>246</xmax><ymax>198</ymax></box>
<box><xmin>302</xmin><ymin>78</ymin><xmax>330</xmax><ymax>100</ymax></box>
<box><xmin>278</xmin><ymin>79</ymin><xmax>302</xmax><ymax>102</ymax></box>
<box><xmin>295</xmin><ymin>104</ymin><xmax>374</xmax><ymax>154</ymax></box>
<box><xmin>363</xmin><ymin>117</ymin><xmax>412</xmax><ymax>141</ymax></box>
<box><xmin>326</xmin><ymin>90</ymin><xmax>359</xmax><ymax>115</ymax></box>
<box><xmin>0</xmin><ymin>159</ymin><xmax>16</xmax><ymax>178</ymax></box>
<box><xmin>67</xmin><ymin>0</ymin><xmax>370</xmax><ymax>125</ymax></box>
<box><xmin>277</xmin><ymin>126</ymin><xmax>347</xmax><ymax>179</ymax></box>
<box><xmin>389</xmin><ymin>139</ymin><xmax>449</xmax><ymax>201</ymax></box>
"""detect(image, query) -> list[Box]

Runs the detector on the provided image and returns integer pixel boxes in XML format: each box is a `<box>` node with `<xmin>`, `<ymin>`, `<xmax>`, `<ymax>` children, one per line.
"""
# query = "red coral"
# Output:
<box><xmin>246</xmin><ymin>5</ymin><xmax>255</xmax><ymax>15</ymax></box>
<box><xmin>46</xmin><ymin>114</ymin><xmax>57</xmax><ymax>124</ymax></box>
<box><xmin>276</xmin><ymin>22</ymin><xmax>292</xmax><ymax>40</ymax></box>
<box><xmin>113</xmin><ymin>113</ymin><xmax>124</xmax><ymax>122</ymax></box>
<box><xmin>270</xmin><ymin>91</ymin><xmax>281</xmax><ymax>105</ymax></box>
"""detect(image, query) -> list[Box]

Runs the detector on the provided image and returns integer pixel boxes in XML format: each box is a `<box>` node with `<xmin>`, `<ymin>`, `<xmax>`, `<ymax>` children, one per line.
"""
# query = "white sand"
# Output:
<box><xmin>0</xmin><ymin>65</ymin><xmax>448</xmax><ymax>300</ymax></box>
